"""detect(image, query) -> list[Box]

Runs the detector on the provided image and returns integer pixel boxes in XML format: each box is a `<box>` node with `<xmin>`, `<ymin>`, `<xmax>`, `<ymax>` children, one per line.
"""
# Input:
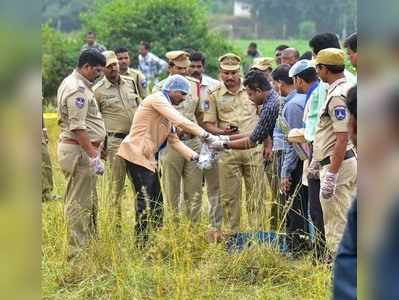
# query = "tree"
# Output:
<box><xmin>81</xmin><ymin>0</ymin><xmax>234</xmax><ymax>76</ymax></box>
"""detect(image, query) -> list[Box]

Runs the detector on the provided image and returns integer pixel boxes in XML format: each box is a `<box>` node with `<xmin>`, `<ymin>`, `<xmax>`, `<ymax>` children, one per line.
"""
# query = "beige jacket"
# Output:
<box><xmin>117</xmin><ymin>91</ymin><xmax>206</xmax><ymax>172</ymax></box>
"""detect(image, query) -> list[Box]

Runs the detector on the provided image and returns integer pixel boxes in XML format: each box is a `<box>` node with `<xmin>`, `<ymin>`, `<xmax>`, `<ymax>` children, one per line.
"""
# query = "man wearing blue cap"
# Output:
<box><xmin>117</xmin><ymin>75</ymin><xmax>218</xmax><ymax>243</ymax></box>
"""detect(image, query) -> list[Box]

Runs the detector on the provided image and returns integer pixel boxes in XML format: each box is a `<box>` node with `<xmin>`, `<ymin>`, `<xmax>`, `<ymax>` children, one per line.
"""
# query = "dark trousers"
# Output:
<box><xmin>285</xmin><ymin>161</ymin><xmax>310</xmax><ymax>252</ymax></box>
<box><xmin>126</xmin><ymin>161</ymin><xmax>164</xmax><ymax>241</ymax></box>
<box><xmin>308</xmin><ymin>177</ymin><xmax>326</xmax><ymax>256</ymax></box>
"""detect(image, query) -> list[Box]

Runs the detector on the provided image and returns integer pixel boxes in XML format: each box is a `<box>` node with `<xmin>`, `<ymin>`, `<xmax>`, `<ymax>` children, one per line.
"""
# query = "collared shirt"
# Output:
<box><xmin>197</xmin><ymin>74</ymin><xmax>220</xmax><ymax>123</ymax></box>
<box><xmin>138</xmin><ymin>52</ymin><xmax>168</xmax><ymax>81</ymax></box>
<box><xmin>121</xmin><ymin>67</ymin><xmax>147</xmax><ymax>99</ymax></box>
<box><xmin>304</xmin><ymin>70</ymin><xmax>356</xmax><ymax>142</ymax></box>
<box><xmin>80</xmin><ymin>42</ymin><xmax>106</xmax><ymax>53</ymax></box>
<box><xmin>250</xmin><ymin>89</ymin><xmax>280</xmax><ymax>145</ymax></box>
<box><xmin>204</xmin><ymin>81</ymin><xmax>259</xmax><ymax>134</ymax></box>
<box><xmin>93</xmin><ymin>75</ymin><xmax>140</xmax><ymax>133</ymax></box>
<box><xmin>280</xmin><ymin>91</ymin><xmax>306</xmax><ymax>178</ymax></box>
<box><xmin>57</xmin><ymin>69</ymin><xmax>106</xmax><ymax>142</ymax></box>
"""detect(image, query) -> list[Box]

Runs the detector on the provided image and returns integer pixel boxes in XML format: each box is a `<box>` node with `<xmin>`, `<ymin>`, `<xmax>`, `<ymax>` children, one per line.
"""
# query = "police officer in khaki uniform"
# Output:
<box><xmin>313</xmin><ymin>48</ymin><xmax>357</xmax><ymax>253</ymax></box>
<box><xmin>188</xmin><ymin>51</ymin><xmax>224</xmax><ymax>234</ymax></box>
<box><xmin>204</xmin><ymin>53</ymin><xmax>265</xmax><ymax>233</ymax></box>
<box><xmin>152</xmin><ymin>51</ymin><xmax>204</xmax><ymax>224</ymax></box>
<box><xmin>115</xmin><ymin>47</ymin><xmax>147</xmax><ymax>99</ymax></box>
<box><xmin>56</xmin><ymin>49</ymin><xmax>106</xmax><ymax>258</ymax></box>
<box><xmin>93</xmin><ymin>51</ymin><xmax>141</xmax><ymax>227</ymax></box>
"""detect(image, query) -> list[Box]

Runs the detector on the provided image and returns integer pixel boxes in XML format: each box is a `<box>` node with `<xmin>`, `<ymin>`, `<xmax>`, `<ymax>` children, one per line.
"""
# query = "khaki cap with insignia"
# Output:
<box><xmin>251</xmin><ymin>57</ymin><xmax>274</xmax><ymax>71</ymax></box>
<box><xmin>102</xmin><ymin>50</ymin><xmax>119</xmax><ymax>67</ymax></box>
<box><xmin>165</xmin><ymin>50</ymin><xmax>190</xmax><ymax>68</ymax></box>
<box><xmin>314</xmin><ymin>48</ymin><xmax>345</xmax><ymax>65</ymax></box>
<box><xmin>218</xmin><ymin>53</ymin><xmax>241</xmax><ymax>71</ymax></box>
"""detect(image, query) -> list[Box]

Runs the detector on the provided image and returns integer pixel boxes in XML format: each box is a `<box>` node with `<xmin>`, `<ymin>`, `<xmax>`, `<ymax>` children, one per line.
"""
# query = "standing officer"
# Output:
<box><xmin>56</xmin><ymin>49</ymin><xmax>106</xmax><ymax>259</ymax></box>
<box><xmin>187</xmin><ymin>51</ymin><xmax>223</xmax><ymax>236</ymax></box>
<box><xmin>152</xmin><ymin>51</ymin><xmax>204</xmax><ymax>224</ymax></box>
<box><xmin>313</xmin><ymin>48</ymin><xmax>357</xmax><ymax>254</ymax></box>
<box><xmin>114</xmin><ymin>47</ymin><xmax>147</xmax><ymax>99</ymax></box>
<box><xmin>204</xmin><ymin>53</ymin><xmax>265</xmax><ymax>234</ymax></box>
<box><xmin>93</xmin><ymin>51</ymin><xmax>141</xmax><ymax>229</ymax></box>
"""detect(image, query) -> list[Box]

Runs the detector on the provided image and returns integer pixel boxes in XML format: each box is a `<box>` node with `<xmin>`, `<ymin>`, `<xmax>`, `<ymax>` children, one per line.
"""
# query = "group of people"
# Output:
<box><xmin>44</xmin><ymin>31</ymin><xmax>358</xmax><ymax>267</ymax></box>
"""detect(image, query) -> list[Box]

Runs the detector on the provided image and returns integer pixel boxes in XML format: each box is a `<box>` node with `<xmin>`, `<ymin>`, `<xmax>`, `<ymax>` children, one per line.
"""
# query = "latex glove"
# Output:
<box><xmin>90</xmin><ymin>155</ymin><xmax>105</xmax><ymax>175</ymax></box>
<box><xmin>281</xmin><ymin>177</ymin><xmax>291</xmax><ymax>194</ymax></box>
<box><xmin>218</xmin><ymin>135</ymin><xmax>230</xmax><ymax>142</ymax></box>
<box><xmin>191</xmin><ymin>153</ymin><xmax>199</xmax><ymax>162</ymax></box>
<box><xmin>308</xmin><ymin>159</ymin><xmax>320</xmax><ymax>179</ymax></box>
<box><xmin>321</xmin><ymin>171</ymin><xmax>338</xmax><ymax>199</ymax></box>
<box><xmin>201</xmin><ymin>132</ymin><xmax>219</xmax><ymax>144</ymax></box>
<box><xmin>208</xmin><ymin>139</ymin><xmax>225</xmax><ymax>151</ymax></box>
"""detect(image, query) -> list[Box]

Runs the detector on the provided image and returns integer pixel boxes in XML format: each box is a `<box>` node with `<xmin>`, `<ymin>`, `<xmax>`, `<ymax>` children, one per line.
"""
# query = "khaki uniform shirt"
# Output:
<box><xmin>93</xmin><ymin>75</ymin><xmax>140</xmax><ymax>134</ymax></box>
<box><xmin>117</xmin><ymin>91</ymin><xmax>206</xmax><ymax>172</ymax></box>
<box><xmin>314</xmin><ymin>78</ymin><xmax>354</xmax><ymax>161</ymax></box>
<box><xmin>197</xmin><ymin>75</ymin><xmax>220</xmax><ymax>123</ymax></box>
<box><xmin>203</xmin><ymin>81</ymin><xmax>258</xmax><ymax>133</ymax></box>
<box><xmin>57</xmin><ymin>69</ymin><xmax>106</xmax><ymax>142</ymax></box>
<box><xmin>122</xmin><ymin>67</ymin><xmax>147</xmax><ymax>99</ymax></box>
<box><xmin>152</xmin><ymin>76</ymin><xmax>201</xmax><ymax>124</ymax></box>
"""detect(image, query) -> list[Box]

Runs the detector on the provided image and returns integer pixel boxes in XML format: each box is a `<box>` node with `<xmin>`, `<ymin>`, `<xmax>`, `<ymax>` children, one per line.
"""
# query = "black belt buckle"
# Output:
<box><xmin>320</xmin><ymin>149</ymin><xmax>355</xmax><ymax>167</ymax></box>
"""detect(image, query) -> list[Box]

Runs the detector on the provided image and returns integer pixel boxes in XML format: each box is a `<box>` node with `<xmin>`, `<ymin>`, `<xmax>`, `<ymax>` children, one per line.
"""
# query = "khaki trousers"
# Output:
<box><xmin>203</xmin><ymin>163</ymin><xmax>223</xmax><ymax>229</ymax></box>
<box><xmin>57</xmin><ymin>143</ymin><xmax>98</xmax><ymax>257</ymax></box>
<box><xmin>162</xmin><ymin>138</ymin><xmax>203</xmax><ymax>223</ymax></box>
<box><xmin>320</xmin><ymin>157</ymin><xmax>357</xmax><ymax>253</ymax></box>
<box><xmin>219</xmin><ymin>146</ymin><xmax>265</xmax><ymax>232</ymax></box>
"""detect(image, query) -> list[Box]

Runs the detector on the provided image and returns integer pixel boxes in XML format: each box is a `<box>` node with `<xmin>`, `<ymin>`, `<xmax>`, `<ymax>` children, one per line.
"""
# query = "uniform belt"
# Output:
<box><xmin>320</xmin><ymin>149</ymin><xmax>355</xmax><ymax>167</ymax></box>
<box><xmin>61</xmin><ymin>138</ymin><xmax>102</xmax><ymax>148</ymax></box>
<box><xmin>107</xmin><ymin>132</ymin><xmax>128</xmax><ymax>139</ymax></box>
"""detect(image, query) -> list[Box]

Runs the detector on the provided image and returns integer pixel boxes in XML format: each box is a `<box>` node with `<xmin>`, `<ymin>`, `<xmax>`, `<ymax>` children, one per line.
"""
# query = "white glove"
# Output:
<box><xmin>218</xmin><ymin>135</ymin><xmax>230</xmax><ymax>142</ymax></box>
<box><xmin>191</xmin><ymin>153</ymin><xmax>199</xmax><ymax>162</ymax></box>
<box><xmin>201</xmin><ymin>132</ymin><xmax>219</xmax><ymax>144</ymax></box>
<box><xmin>308</xmin><ymin>159</ymin><xmax>320</xmax><ymax>179</ymax></box>
<box><xmin>321</xmin><ymin>171</ymin><xmax>338</xmax><ymax>199</ymax></box>
<box><xmin>90</xmin><ymin>155</ymin><xmax>105</xmax><ymax>175</ymax></box>
<box><xmin>208</xmin><ymin>139</ymin><xmax>225</xmax><ymax>151</ymax></box>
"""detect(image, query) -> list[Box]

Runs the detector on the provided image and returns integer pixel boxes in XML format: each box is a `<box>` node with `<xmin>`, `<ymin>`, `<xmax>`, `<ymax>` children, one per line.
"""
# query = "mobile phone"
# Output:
<box><xmin>229</xmin><ymin>125</ymin><xmax>239</xmax><ymax>132</ymax></box>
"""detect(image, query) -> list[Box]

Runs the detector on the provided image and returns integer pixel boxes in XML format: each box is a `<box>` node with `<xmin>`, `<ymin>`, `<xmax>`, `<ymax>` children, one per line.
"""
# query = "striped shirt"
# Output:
<box><xmin>249</xmin><ymin>89</ymin><xmax>280</xmax><ymax>144</ymax></box>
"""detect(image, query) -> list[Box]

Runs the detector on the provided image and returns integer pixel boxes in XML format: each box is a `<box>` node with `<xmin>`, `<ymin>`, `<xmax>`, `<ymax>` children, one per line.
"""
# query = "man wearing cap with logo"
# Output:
<box><xmin>250</xmin><ymin>57</ymin><xmax>274</xmax><ymax>83</ymax></box>
<box><xmin>56</xmin><ymin>49</ymin><xmax>106</xmax><ymax>259</ymax></box>
<box><xmin>114</xmin><ymin>47</ymin><xmax>147</xmax><ymax>100</ymax></box>
<box><xmin>93</xmin><ymin>50</ymin><xmax>141</xmax><ymax>229</ymax></box>
<box><xmin>204</xmin><ymin>53</ymin><xmax>265</xmax><ymax>234</ymax></box>
<box><xmin>313</xmin><ymin>48</ymin><xmax>357</xmax><ymax>254</ymax></box>
<box><xmin>117</xmin><ymin>75</ymin><xmax>218</xmax><ymax>243</ymax></box>
<box><xmin>188</xmin><ymin>51</ymin><xmax>224</xmax><ymax>234</ymax></box>
<box><xmin>152</xmin><ymin>50</ymin><xmax>204</xmax><ymax>224</ymax></box>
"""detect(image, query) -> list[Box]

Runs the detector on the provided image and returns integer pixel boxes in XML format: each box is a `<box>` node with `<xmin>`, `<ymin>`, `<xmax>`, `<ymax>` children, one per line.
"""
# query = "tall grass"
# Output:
<box><xmin>42</xmin><ymin>115</ymin><xmax>331</xmax><ymax>299</ymax></box>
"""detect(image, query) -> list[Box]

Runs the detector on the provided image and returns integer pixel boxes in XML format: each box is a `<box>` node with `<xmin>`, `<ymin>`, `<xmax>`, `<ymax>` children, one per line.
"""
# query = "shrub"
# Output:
<box><xmin>42</xmin><ymin>23</ymin><xmax>81</xmax><ymax>101</ymax></box>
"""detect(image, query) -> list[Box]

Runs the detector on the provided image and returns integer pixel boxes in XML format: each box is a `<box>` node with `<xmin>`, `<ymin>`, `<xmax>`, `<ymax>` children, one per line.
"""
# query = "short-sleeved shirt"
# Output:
<box><xmin>313</xmin><ymin>77</ymin><xmax>354</xmax><ymax>161</ymax></box>
<box><xmin>138</xmin><ymin>52</ymin><xmax>168</xmax><ymax>81</ymax></box>
<box><xmin>204</xmin><ymin>81</ymin><xmax>258</xmax><ymax>133</ymax></box>
<box><xmin>121</xmin><ymin>67</ymin><xmax>147</xmax><ymax>99</ymax></box>
<box><xmin>93</xmin><ymin>75</ymin><xmax>140</xmax><ymax>134</ymax></box>
<box><xmin>57</xmin><ymin>69</ymin><xmax>106</xmax><ymax>142</ymax></box>
<box><xmin>152</xmin><ymin>76</ymin><xmax>201</xmax><ymax>124</ymax></box>
<box><xmin>196</xmin><ymin>74</ymin><xmax>220</xmax><ymax>123</ymax></box>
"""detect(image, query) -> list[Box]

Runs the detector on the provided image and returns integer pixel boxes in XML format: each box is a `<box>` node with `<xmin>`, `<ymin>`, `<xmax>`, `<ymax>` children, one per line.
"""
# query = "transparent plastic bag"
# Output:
<box><xmin>197</xmin><ymin>143</ymin><xmax>218</xmax><ymax>170</ymax></box>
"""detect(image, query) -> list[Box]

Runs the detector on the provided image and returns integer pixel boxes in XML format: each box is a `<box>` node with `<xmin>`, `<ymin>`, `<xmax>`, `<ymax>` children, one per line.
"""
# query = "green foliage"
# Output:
<box><xmin>299</xmin><ymin>21</ymin><xmax>317</xmax><ymax>40</ymax></box>
<box><xmin>81</xmin><ymin>0</ymin><xmax>235</xmax><ymax>77</ymax></box>
<box><xmin>42</xmin><ymin>23</ymin><xmax>81</xmax><ymax>100</ymax></box>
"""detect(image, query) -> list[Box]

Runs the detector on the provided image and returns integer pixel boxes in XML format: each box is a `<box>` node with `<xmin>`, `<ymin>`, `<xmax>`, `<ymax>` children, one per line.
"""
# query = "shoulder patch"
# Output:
<box><xmin>334</xmin><ymin>105</ymin><xmax>347</xmax><ymax>120</ymax></box>
<box><xmin>75</xmin><ymin>97</ymin><xmax>86</xmax><ymax>109</ymax></box>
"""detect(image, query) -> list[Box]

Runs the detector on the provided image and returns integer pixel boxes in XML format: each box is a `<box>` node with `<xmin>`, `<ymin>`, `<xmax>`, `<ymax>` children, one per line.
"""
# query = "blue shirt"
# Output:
<box><xmin>273</xmin><ymin>90</ymin><xmax>306</xmax><ymax>178</ymax></box>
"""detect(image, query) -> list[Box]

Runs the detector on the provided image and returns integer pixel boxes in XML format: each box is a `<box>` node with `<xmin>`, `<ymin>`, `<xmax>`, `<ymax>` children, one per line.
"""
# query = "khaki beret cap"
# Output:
<box><xmin>218</xmin><ymin>53</ymin><xmax>241</xmax><ymax>70</ymax></box>
<box><xmin>102</xmin><ymin>50</ymin><xmax>119</xmax><ymax>67</ymax></box>
<box><xmin>314</xmin><ymin>48</ymin><xmax>345</xmax><ymax>66</ymax></box>
<box><xmin>251</xmin><ymin>57</ymin><xmax>274</xmax><ymax>71</ymax></box>
<box><xmin>165</xmin><ymin>50</ymin><xmax>190</xmax><ymax>68</ymax></box>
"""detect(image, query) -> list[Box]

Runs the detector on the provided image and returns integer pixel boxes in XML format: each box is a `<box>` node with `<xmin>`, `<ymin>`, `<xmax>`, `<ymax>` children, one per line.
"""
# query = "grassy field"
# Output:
<box><xmin>42</xmin><ymin>112</ymin><xmax>331</xmax><ymax>299</ymax></box>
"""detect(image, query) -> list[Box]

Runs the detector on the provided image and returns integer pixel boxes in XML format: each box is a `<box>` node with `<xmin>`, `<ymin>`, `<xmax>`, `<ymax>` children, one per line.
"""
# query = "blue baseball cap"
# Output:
<box><xmin>162</xmin><ymin>74</ymin><xmax>190</xmax><ymax>94</ymax></box>
<box><xmin>289</xmin><ymin>59</ymin><xmax>315</xmax><ymax>77</ymax></box>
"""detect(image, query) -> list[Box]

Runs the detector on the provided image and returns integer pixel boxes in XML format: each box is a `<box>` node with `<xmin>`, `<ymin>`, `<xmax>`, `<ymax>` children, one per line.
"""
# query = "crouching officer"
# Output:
<box><xmin>93</xmin><ymin>51</ymin><xmax>141</xmax><ymax>229</ymax></box>
<box><xmin>56</xmin><ymin>49</ymin><xmax>106</xmax><ymax>259</ymax></box>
